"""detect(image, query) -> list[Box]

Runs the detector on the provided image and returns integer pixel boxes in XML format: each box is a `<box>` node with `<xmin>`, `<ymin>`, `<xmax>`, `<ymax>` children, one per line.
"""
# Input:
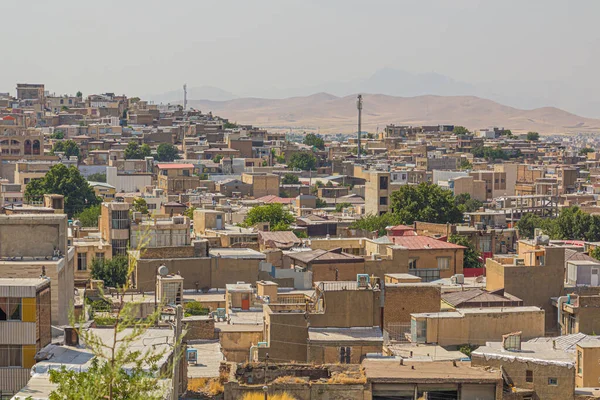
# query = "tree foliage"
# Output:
<box><xmin>335</xmin><ymin>202</ymin><xmax>352</xmax><ymax>212</ymax></box>
<box><xmin>282</xmin><ymin>173</ymin><xmax>300</xmax><ymax>185</ymax></box>
<box><xmin>87</xmin><ymin>172</ymin><xmax>106</xmax><ymax>183</ymax></box>
<box><xmin>51</xmin><ymin>130</ymin><xmax>65</xmax><ymax>139</ymax></box>
<box><xmin>527</xmin><ymin>131</ymin><xmax>540</xmax><ymax>141</ymax></box>
<box><xmin>24</xmin><ymin>164</ymin><xmax>100</xmax><ymax>216</ymax></box>
<box><xmin>184</xmin><ymin>301</ymin><xmax>209</xmax><ymax>317</ymax></box>
<box><xmin>580</xmin><ymin>147</ymin><xmax>595</xmax><ymax>156</ymax></box>
<box><xmin>453</xmin><ymin>126</ymin><xmax>470</xmax><ymax>135</ymax></box>
<box><xmin>124</xmin><ymin>142</ymin><xmax>151</xmax><ymax>160</ymax></box>
<box><xmin>223</xmin><ymin>121</ymin><xmax>238</xmax><ymax>129</ymax></box>
<box><xmin>350</xmin><ymin>213</ymin><xmax>402</xmax><ymax>236</ymax></box>
<box><xmin>75</xmin><ymin>204</ymin><xmax>101</xmax><ymax>227</ymax></box>
<box><xmin>212</xmin><ymin>154</ymin><xmax>224</xmax><ymax>164</ymax></box>
<box><xmin>90</xmin><ymin>255</ymin><xmax>129</xmax><ymax>288</ymax></box>
<box><xmin>459</xmin><ymin>159</ymin><xmax>472</xmax><ymax>170</ymax></box>
<box><xmin>389</xmin><ymin>182</ymin><xmax>464</xmax><ymax>225</ymax></box>
<box><xmin>156</xmin><ymin>143</ymin><xmax>180</xmax><ymax>162</ymax></box>
<box><xmin>448</xmin><ymin>234</ymin><xmax>482</xmax><ymax>269</ymax></box>
<box><xmin>51</xmin><ymin>140</ymin><xmax>80</xmax><ymax>159</ymax></box>
<box><xmin>303</xmin><ymin>133</ymin><xmax>325</xmax><ymax>150</ymax></box>
<box><xmin>517</xmin><ymin>207</ymin><xmax>600</xmax><ymax>242</ymax></box>
<box><xmin>591</xmin><ymin>247</ymin><xmax>600</xmax><ymax>261</ymax></box>
<box><xmin>184</xmin><ymin>206</ymin><xmax>196</xmax><ymax>219</ymax></box>
<box><xmin>288</xmin><ymin>152</ymin><xmax>317</xmax><ymax>171</ymax></box>
<box><xmin>243</xmin><ymin>203</ymin><xmax>295</xmax><ymax>229</ymax></box>
<box><xmin>132</xmin><ymin>198</ymin><xmax>149</xmax><ymax>214</ymax></box>
<box><xmin>454</xmin><ymin>193</ymin><xmax>483</xmax><ymax>213</ymax></box>
<box><xmin>315</xmin><ymin>198</ymin><xmax>328</xmax><ymax>208</ymax></box>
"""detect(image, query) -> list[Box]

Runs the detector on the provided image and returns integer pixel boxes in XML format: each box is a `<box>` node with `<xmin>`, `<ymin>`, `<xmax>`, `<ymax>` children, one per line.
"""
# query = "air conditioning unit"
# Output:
<box><xmin>454</xmin><ymin>274</ymin><xmax>465</xmax><ymax>284</ymax></box>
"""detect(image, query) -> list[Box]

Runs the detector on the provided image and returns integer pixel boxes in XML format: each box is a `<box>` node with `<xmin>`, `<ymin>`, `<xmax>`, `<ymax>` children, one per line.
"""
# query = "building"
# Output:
<box><xmin>156</xmin><ymin>163</ymin><xmax>201</xmax><ymax>194</ymax></box>
<box><xmin>73</xmin><ymin>237</ymin><xmax>112</xmax><ymax>284</ymax></box>
<box><xmin>411</xmin><ymin>306</ymin><xmax>545</xmax><ymax>346</ymax></box>
<box><xmin>88</xmin><ymin>181</ymin><xmax>116</xmax><ymax>201</ymax></box>
<box><xmin>0</xmin><ymin>214</ymin><xmax>73</xmax><ymax>325</ymax></box>
<box><xmin>383</xmin><ymin>282</ymin><xmax>440</xmax><ymax>338</ymax></box>
<box><xmin>241</xmin><ymin>172</ymin><xmax>280</xmax><ymax>198</ymax></box>
<box><xmin>0</xmin><ymin>278</ymin><xmax>51</xmax><ymax>394</ymax></box>
<box><xmin>99</xmin><ymin>201</ymin><xmax>130</xmax><ymax>256</ymax></box>
<box><xmin>130</xmin><ymin>215</ymin><xmax>191</xmax><ymax>249</ymax></box>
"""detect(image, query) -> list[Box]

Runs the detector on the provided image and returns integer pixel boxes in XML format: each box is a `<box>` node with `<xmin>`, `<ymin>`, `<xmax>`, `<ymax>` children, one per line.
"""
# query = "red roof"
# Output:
<box><xmin>156</xmin><ymin>163</ymin><xmax>194</xmax><ymax>169</ymax></box>
<box><xmin>257</xmin><ymin>195</ymin><xmax>294</xmax><ymax>204</ymax></box>
<box><xmin>390</xmin><ymin>235</ymin><xmax>466</xmax><ymax>250</ymax></box>
<box><xmin>2</xmin><ymin>116</ymin><xmax>16</xmax><ymax>121</ymax></box>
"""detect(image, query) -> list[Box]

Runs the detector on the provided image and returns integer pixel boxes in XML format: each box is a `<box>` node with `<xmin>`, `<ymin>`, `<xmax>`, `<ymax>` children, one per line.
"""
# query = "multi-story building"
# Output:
<box><xmin>0</xmin><ymin>278</ymin><xmax>52</xmax><ymax>394</ymax></box>
<box><xmin>99</xmin><ymin>201</ymin><xmax>131</xmax><ymax>256</ymax></box>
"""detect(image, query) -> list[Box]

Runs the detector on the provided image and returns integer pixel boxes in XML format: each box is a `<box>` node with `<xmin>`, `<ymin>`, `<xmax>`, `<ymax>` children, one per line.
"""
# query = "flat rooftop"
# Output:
<box><xmin>308</xmin><ymin>327</ymin><xmax>383</xmax><ymax>343</ymax></box>
<box><xmin>363</xmin><ymin>359</ymin><xmax>501</xmax><ymax>383</ymax></box>
<box><xmin>473</xmin><ymin>341</ymin><xmax>575</xmax><ymax>367</ymax></box>
<box><xmin>209</xmin><ymin>248</ymin><xmax>265</xmax><ymax>259</ymax></box>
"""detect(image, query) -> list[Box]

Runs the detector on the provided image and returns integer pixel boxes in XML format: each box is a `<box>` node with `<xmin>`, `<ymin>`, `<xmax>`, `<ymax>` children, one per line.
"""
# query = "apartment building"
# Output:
<box><xmin>0</xmin><ymin>278</ymin><xmax>51</xmax><ymax>394</ymax></box>
<box><xmin>99</xmin><ymin>201</ymin><xmax>130</xmax><ymax>256</ymax></box>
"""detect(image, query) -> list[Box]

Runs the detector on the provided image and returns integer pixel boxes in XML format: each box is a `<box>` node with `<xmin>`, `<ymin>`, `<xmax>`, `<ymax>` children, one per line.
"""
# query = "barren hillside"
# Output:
<box><xmin>187</xmin><ymin>93</ymin><xmax>600</xmax><ymax>134</ymax></box>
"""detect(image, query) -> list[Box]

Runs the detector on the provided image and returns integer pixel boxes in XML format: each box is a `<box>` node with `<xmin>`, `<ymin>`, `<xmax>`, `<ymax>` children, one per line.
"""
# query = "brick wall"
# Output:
<box><xmin>183</xmin><ymin>317</ymin><xmax>216</xmax><ymax>340</ymax></box>
<box><xmin>384</xmin><ymin>284</ymin><xmax>440</xmax><ymax>328</ymax></box>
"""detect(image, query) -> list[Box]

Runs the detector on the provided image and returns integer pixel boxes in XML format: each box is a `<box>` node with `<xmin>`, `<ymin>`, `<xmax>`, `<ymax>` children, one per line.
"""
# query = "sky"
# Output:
<box><xmin>3</xmin><ymin>0</ymin><xmax>600</xmax><ymax>114</ymax></box>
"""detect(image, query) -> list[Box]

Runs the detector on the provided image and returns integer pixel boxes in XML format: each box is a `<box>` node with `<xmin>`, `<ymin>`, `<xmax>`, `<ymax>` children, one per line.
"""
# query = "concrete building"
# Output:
<box><xmin>383</xmin><ymin>282</ymin><xmax>440</xmax><ymax>337</ymax></box>
<box><xmin>241</xmin><ymin>172</ymin><xmax>280</xmax><ymax>198</ymax></box>
<box><xmin>130</xmin><ymin>215</ymin><xmax>191</xmax><ymax>249</ymax></box>
<box><xmin>411</xmin><ymin>306</ymin><xmax>545</xmax><ymax>346</ymax></box>
<box><xmin>99</xmin><ymin>201</ymin><xmax>130</xmax><ymax>256</ymax></box>
<box><xmin>156</xmin><ymin>163</ymin><xmax>201</xmax><ymax>194</ymax></box>
<box><xmin>0</xmin><ymin>278</ymin><xmax>51</xmax><ymax>394</ymax></box>
<box><xmin>0</xmin><ymin>214</ymin><xmax>73</xmax><ymax>325</ymax></box>
<box><xmin>73</xmin><ymin>237</ymin><xmax>112</xmax><ymax>284</ymax></box>
<box><xmin>106</xmin><ymin>166</ymin><xmax>152</xmax><ymax>193</ymax></box>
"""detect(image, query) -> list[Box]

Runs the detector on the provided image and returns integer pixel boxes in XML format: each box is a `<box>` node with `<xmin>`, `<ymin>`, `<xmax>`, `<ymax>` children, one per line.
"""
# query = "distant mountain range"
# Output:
<box><xmin>147</xmin><ymin>68</ymin><xmax>600</xmax><ymax>119</ymax></box>
<box><xmin>184</xmin><ymin>93</ymin><xmax>600</xmax><ymax>134</ymax></box>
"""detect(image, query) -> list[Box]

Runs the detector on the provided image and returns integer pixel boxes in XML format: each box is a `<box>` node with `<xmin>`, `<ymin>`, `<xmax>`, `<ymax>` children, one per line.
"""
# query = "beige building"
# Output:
<box><xmin>241</xmin><ymin>172</ymin><xmax>280</xmax><ymax>198</ymax></box>
<box><xmin>411</xmin><ymin>306</ymin><xmax>545</xmax><ymax>346</ymax></box>
<box><xmin>156</xmin><ymin>163</ymin><xmax>200</xmax><ymax>194</ymax></box>
<box><xmin>0</xmin><ymin>214</ymin><xmax>74</xmax><ymax>325</ymax></box>
<box><xmin>99</xmin><ymin>201</ymin><xmax>130</xmax><ymax>256</ymax></box>
<box><xmin>73</xmin><ymin>237</ymin><xmax>112</xmax><ymax>283</ymax></box>
<box><xmin>130</xmin><ymin>215</ymin><xmax>191</xmax><ymax>249</ymax></box>
<box><xmin>0</xmin><ymin>278</ymin><xmax>52</xmax><ymax>394</ymax></box>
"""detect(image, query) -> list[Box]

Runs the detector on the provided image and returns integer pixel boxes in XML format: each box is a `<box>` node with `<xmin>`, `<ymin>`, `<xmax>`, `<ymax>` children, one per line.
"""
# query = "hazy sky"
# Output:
<box><xmin>3</xmin><ymin>0</ymin><xmax>599</xmax><ymax>104</ymax></box>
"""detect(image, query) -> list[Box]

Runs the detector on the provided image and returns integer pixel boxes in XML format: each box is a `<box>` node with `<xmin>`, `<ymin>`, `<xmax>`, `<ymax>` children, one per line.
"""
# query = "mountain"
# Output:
<box><xmin>146</xmin><ymin>85</ymin><xmax>238</xmax><ymax>103</ymax></box>
<box><xmin>187</xmin><ymin>93</ymin><xmax>600</xmax><ymax>134</ymax></box>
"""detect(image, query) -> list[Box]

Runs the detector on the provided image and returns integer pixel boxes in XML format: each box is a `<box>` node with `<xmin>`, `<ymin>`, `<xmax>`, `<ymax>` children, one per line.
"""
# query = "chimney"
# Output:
<box><xmin>64</xmin><ymin>326</ymin><xmax>79</xmax><ymax>346</ymax></box>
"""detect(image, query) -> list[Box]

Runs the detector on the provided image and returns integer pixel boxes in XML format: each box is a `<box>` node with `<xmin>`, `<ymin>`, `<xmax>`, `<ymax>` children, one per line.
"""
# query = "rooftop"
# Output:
<box><xmin>389</xmin><ymin>235</ymin><xmax>466</xmax><ymax>250</ymax></box>
<box><xmin>287</xmin><ymin>248</ymin><xmax>363</xmax><ymax>264</ymax></box>
<box><xmin>208</xmin><ymin>248</ymin><xmax>266</xmax><ymax>259</ymax></box>
<box><xmin>363</xmin><ymin>359</ymin><xmax>501</xmax><ymax>383</ymax></box>
<box><xmin>472</xmin><ymin>341</ymin><xmax>575</xmax><ymax>367</ymax></box>
<box><xmin>155</xmin><ymin>163</ymin><xmax>194</xmax><ymax>169</ymax></box>
<box><xmin>308</xmin><ymin>326</ymin><xmax>383</xmax><ymax>343</ymax></box>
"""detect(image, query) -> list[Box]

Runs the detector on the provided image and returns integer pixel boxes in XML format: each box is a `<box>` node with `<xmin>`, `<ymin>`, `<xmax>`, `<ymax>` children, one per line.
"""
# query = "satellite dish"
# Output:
<box><xmin>158</xmin><ymin>265</ymin><xmax>169</xmax><ymax>276</ymax></box>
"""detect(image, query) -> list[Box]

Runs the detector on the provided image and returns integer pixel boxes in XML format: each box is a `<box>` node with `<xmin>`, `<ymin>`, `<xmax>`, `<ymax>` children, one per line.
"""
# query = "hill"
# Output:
<box><xmin>186</xmin><ymin>93</ymin><xmax>600</xmax><ymax>134</ymax></box>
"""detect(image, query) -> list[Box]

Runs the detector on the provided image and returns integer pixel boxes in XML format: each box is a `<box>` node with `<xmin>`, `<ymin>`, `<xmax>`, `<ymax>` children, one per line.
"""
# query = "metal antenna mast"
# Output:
<box><xmin>183</xmin><ymin>84</ymin><xmax>187</xmax><ymax>110</ymax></box>
<box><xmin>356</xmin><ymin>94</ymin><xmax>363</xmax><ymax>159</ymax></box>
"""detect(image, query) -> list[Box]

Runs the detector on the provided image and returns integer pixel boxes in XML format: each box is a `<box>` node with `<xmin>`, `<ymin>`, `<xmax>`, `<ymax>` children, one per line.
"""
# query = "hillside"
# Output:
<box><xmin>187</xmin><ymin>93</ymin><xmax>600</xmax><ymax>134</ymax></box>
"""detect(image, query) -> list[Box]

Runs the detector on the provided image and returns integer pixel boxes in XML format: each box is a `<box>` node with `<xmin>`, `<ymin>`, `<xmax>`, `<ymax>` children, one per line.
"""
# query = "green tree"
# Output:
<box><xmin>527</xmin><ymin>131</ymin><xmax>540</xmax><ymax>141</ymax></box>
<box><xmin>156</xmin><ymin>143</ymin><xmax>180</xmax><ymax>162</ymax></box>
<box><xmin>243</xmin><ymin>203</ymin><xmax>295</xmax><ymax>229</ymax></box>
<box><xmin>76</xmin><ymin>91</ymin><xmax>82</xmax><ymax>98</ymax></box>
<box><xmin>124</xmin><ymin>142</ymin><xmax>151</xmax><ymax>160</ymax></box>
<box><xmin>459</xmin><ymin>159</ymin><xmax>473</xmax><ymax>170</ymax></box>
<box><xmin>303</xmin><ymin>133</ymin><xmax>325</xmax><ymax>150</ymax></box>
<box><xmin>453</xmin><ymin>126</ymin><xmax>470</xmax><ymax>135</ymax></box>
<box><xmin>580</xmin><ymin>147</ymin><xmax>595</xmax><ymax>156</ymax></box>
<box><xmin>51</xmin><ymin>130</ymin><xmax>65</xmax><ymax>139</ymax></box>
<box><xmin>75</xmin><ymin>204</ymin><xmax>101</xmax><ymax>227</ymax></box>
<box><xmin>500</xmin><ymin>129</ymin><xmax>513</xmax><ymax>137</ymax></box>
<box><xmin>316</xmin><ymin>198</ymin><xmax>328</xmax><ymax>208</ymax></box>
<box><xmin>448</xmin><ymin>234</ymin><xmax>482</xmax><ymax>269</ymax></box>
<box><xmin>24</xmin><ymin>164</ymin><xmax>100</xmax><ymax>216</ymax></box>
<box><xmin>335</xmin><ymin>202</ymin><xmax>352</xmax><ymax>212</ymax></box>
<box><xmin>282</xmin><ymin>173</ymin><xmax>300</xmax><ymax>185</ymax></box>
<box><xmin>213</xmin><ymin>154</ymin><xmax>224</xmax><ymax>163</ymax></box>
<box><xmin>590</xmin><ymin>247</ymin><xmax>600</xmax><ymax>261</ymax></box>
<box><xmin>516</xmin><ymin>213</ymin><xmax>542</xmax><ymax>239</ymax></box>
<box><xmin>288</xmin><ymin>152</ymin><xmax>317</xmax><ymax>171</ymax></box>
<box><xmin>90</xmin><ymin>255</ymin><xmax>129</xmax><ymax>288</ymax></box>
<box><xmin>87</xmin><ymin>172</ymin><xmax>106</xmax><ymax>183</ymax></box>
<box><xmin>350</xmin><ymin>213</ymin><xmax>402</xmax><ymax>236</ymax></box>
<box><xmin>61</xmin><ymin>105</ymin><xmax>69</xmax><ymax>111</ymax></box>
<box><xmin>223</xmin><ymin>121</ymin><xmax>238</xmax><ymax>129</ymax></box>
<box><xmin>275</xmin><ymin>153</ymin><xmax>286</xmax><ymax>164</ymax></box>
<box><xmin>454</xmin><ymin>193</ymin><xmax>483</xmax><ymax>213</ymax></box>
<box><xmin>132</xmin><ymin>198</ymin><xmax>149</xmax><ymax>214</ymax></box>
<box><xmin>51</xmin><ymin>140</ymin><xmax>80</xmax><ymax>159</ymax></box>
<box><xmin>184</xmin><ymin>301</ymin><xmax>209</xmax><ymax>317</ymax></box>
<box><xmin>389</xmin><ymin>182</ymin><xmax>464</xmax><ymax>225</ymax></box>
<box><xmin>184</xmin><ymin>206</ymin><xmax>196</xmax><ymax>219</ymax></box>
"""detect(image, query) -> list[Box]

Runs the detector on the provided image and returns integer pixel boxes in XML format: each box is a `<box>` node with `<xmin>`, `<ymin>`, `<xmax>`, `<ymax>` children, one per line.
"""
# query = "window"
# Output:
<box><xmin>182</xmin><ymin>170</ymin><xmax>190</xmax><ymax>176</ymax></box>
<box><xmin>111</xmin><ymin>210</ymin><xmax>130</xmax><ymax>229</ymax></box>
<box><xmin>408</xmin><ymin>258</ymin><xmax>417</xmax><ymax>269</ymax></box>
<box><xmin>578</xmin><ymin>350</ymin><xmax>583</xmax><ymax>375</ymax></box>
<box><xmin>77</xmin><ymin>253</ymin><xmax>87</xmax><ymax>271</ymax></box>
<box><xmin>379</xmin><ymin>197</ymin><xmax>388</xmax><ymax>206</ymax></box>
<box><xmin>379</xmin><ymin>176</ymin><xmax>388</xmax><ymax>190</ymax></box>
<box><xmin>526</xmin><ymin>370</ymin><xmax>533</xmax><ymax>383</ymax></box>
<box><xmin>339</xmin><ymin>347</ymin><xmax>351</xmax><ymax>364</ymax></box>
<box><xmin>548</xmin><ymin>378</ymin><xmax>558</xmax><ymax>386</ymax></box>
<box><xmin>0</xmin><ymin>345</ymin><xmax>22</xmax><ymax>367</ymax></box>
<box><xmin>0</xmin><ymin>298</ymin><xmax>21</xmax><ymax>321</ymax></box>
<box><xmin>112</xmin><ymin>239</ymin><xmax>129</xmax><ymax>256</ymax></box>
<box><xmin>437</xmin><ymin>257</ymin><xmax>450</xmax><ymax>270</ymax></box>
<box><xmin>95</xmin><ymin>253</ymin><xmax>105</xmax><ymax>261</ymax></box>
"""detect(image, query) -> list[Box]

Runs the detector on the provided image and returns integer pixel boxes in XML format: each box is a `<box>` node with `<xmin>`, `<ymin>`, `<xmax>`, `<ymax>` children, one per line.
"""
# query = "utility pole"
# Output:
<box><xmin>172</xmin><ymin>304</ymin><xmax>183</xmax><ymax>400</ymax></box>
<box><xmin>356</xmin><ymin>94</ymin><xmax>363</xmax><ymax>159</ymax></box>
